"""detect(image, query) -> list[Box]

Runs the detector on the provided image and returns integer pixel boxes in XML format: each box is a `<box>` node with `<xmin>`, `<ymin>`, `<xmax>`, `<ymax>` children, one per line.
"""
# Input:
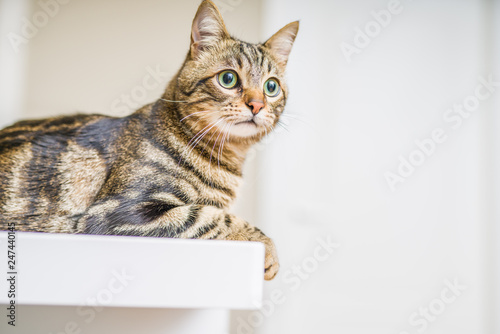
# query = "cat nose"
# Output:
<box><xmin>246</xmin><ymin>100</ymin><xmax>265</xmax><ymax>115</ymax></box>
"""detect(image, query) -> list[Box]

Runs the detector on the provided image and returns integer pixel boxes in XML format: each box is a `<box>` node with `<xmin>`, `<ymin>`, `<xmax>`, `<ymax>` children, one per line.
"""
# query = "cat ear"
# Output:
<box><xmin>264</xmin><ymin>21</ymin><xmax>299</xmax><ymax>67</ymax></box>
<box><xmin>190</xmin><ymin>0</ymin><xmax>229</xmax><ymax>59</ymax></box>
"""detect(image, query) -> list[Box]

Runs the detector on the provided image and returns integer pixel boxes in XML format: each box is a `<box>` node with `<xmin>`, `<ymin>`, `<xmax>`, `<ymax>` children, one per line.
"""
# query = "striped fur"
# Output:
<box><xmin>0</xmin><ymin>0</ymin><xmax>298</xmax><ymax>280</ymax></box>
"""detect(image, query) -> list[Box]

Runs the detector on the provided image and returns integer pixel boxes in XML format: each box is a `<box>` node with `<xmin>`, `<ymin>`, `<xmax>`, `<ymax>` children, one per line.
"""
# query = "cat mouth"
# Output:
<box><xmin>235</xmin><ymin>119</ymin><xmax>257</xmax><ymax>126</ymax></box>
<box><xmin>225</xmin><ymin>118</ymin><xmax>262</xmax><ymax>137</ymax></box>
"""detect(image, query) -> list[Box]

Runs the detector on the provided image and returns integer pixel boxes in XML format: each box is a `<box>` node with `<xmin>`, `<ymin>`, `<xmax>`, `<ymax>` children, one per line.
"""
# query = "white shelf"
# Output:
<box><xmin>0</xmin><ymin>231</ymin><xmax>264</xmax><ymax>309</ymax></box>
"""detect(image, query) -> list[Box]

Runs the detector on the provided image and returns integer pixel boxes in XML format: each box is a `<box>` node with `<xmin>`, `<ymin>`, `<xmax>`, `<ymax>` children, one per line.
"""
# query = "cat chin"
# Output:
<box><xmin>227</xmin><ymin>121</ymin><xmax>262</xmax><ymax>138</ymax></box>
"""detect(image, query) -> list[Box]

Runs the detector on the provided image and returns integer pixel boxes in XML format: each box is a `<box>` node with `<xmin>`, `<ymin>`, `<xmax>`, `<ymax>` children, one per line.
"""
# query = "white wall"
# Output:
<box><xmin>248</xmin><ymin>0</ymin><xmax>497</xmax><ymax>333</ymax></box>
<box><xmin>490</xmin><ymin>0</ymin><xmax>500</xmax><ymax>331</ymax></box>
<box><xmin>0</xmin><ymin>0</ymin><xmax>29</xmax><ymax>129</ymax></box>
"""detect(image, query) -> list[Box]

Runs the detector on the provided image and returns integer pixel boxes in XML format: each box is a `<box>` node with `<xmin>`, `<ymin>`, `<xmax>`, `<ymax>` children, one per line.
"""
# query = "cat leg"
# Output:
<box><xmin>211</xmin><ymin>213</ymin><xmax>279</xmax><ymax>281</ymax></box>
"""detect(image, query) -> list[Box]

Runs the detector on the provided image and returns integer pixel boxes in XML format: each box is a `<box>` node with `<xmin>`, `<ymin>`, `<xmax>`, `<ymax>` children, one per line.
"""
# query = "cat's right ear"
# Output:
<box><xmin>190</xmin><ymin>0</ymin><xmax>229</xmax><ymax>59</ymax></box>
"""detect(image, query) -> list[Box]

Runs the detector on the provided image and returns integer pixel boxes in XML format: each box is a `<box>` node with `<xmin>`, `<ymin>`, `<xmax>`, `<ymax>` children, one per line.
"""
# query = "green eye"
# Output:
<box><xmin>218</xmin><ymin>70</ymin><xmax>238</xmax><ymax>89</ymax></box>
<box><xmin>264</xmin><ymin>78</ymin><xmax>280</xmax><ymax>97</ymax></box>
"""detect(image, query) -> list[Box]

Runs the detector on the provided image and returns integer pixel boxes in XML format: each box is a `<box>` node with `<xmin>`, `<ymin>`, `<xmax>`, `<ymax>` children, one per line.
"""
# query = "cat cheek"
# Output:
<box><xmin>217</xmin><ymin>90</ymin><xmax>240</xmax><ymax>102</ymax></box>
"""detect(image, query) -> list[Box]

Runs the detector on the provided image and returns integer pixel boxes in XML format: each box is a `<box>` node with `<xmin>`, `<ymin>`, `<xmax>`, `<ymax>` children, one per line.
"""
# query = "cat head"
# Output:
<box><xmin>170</xmin><ymin>0</ymin><xmax>298</xmax><ymax>143</ymax></box>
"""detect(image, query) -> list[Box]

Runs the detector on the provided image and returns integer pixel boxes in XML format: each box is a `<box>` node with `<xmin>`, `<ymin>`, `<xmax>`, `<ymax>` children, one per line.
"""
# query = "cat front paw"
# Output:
<box><xmin>263</xmin><ymin>237</ymin><xmax>279</xmax><ymax>281</ymax></box>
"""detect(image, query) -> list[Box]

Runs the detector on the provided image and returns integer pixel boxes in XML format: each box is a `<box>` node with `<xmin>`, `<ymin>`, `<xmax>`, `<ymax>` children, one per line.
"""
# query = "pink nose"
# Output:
<box><xmin>247</xmin><ymin>100</ymin><xmax>265</xmax><ymax>115</ymax></box>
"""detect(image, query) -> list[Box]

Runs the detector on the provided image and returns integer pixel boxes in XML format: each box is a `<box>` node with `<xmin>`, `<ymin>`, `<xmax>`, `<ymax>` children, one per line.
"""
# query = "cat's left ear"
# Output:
<box><xmin>190</xmin><ymin>0</ymin><xmax>230</xmax><ymax>59</ymax></box>
<box><xmin>264</xmin><ymin>21</ymin><xmax>299</xmax><ymax>67</ymax></box>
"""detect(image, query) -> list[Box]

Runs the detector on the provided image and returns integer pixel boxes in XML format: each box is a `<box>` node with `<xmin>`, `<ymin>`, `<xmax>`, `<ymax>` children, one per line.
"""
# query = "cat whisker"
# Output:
<box><xmin>217</xmin><ymin>129</ymin><xmax>227</xmax><ymax>169</ymax></box>
<box><xmin>180</xmin><ymin>110</ymin><xmax>212</xmax><ymax>122</ymax></box>
<box><xmin>160</xmin><ymin>98</ymin><xmax>189</xmax><ymax>103</ymax></box>
<box><xmin>200</xmin><ymin>121</ymin><xmax>223</xmax><ymax>155</ymax></box>
<box><xmin>281</xmin><ymin>113</ymin><xmax>304</xmax><ymax>119</ymax></box>
<box><xmin>218</xmin><ymin>121</ymin><xmax>234</xmax><ymax>170</ymax></box>
<box><xmin>178</xmin><ymin>120</ymin><xmax>218</xmax><ymax>167</ymax></box>
<box><xmin>209</xmin><ymin>123</ymin><xmax>227</xmax><ymax>185</ymax></box>
<box><xmin>276</xmin><ymin>121</ymin><xmax>290</xmax><ymax>132</ymax></box>
<box><xmin>280</xmin><ymin>113</ymin><xmax>312</xmax><ymax>128</ymax></box>
<box><xmin>210</xmin><ymin>124</ymin><xmax>226</xmax><ymax>166</ymax></box>
<box><xmin>186</xmin><ymin>119</ymin><xmax>224</xmax><ymax>157</ymax></box>
<box><xmin>268</xmin><ymin>123</ymin><xmax>277</xmax><ymax>134</ymax></box>
<box><xmin>186</xmin><ymin>120</ymin><xmax>217</xmax><ymax>147</ymax></box>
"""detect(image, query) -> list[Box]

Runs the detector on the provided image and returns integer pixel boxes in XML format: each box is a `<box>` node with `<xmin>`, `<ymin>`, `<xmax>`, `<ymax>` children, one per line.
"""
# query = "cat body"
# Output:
<box><xmin>0</xmin><ymin>1</ymin><xmax>299</xmax><ymax>280</ymax></box>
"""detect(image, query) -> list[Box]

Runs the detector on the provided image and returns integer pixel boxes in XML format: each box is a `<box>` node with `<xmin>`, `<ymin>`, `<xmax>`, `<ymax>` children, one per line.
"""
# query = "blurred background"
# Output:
<box><xmin>0</xmin><ymin>0</ymin><xmax>499</xmax><ymax>333</ymax></box>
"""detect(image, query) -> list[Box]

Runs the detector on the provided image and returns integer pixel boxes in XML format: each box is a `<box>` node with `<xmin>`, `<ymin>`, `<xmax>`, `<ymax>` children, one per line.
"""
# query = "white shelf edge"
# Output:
<box><xmin>0</xmin><ymin>231</ymin><xmax>264</xmax><ymax>310</ymax></box>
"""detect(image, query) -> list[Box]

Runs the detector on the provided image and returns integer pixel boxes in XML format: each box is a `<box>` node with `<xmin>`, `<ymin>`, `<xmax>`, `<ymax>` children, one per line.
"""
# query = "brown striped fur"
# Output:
<box><xmin>0</xmin><ymin>1</ymin><xmax>298</xmax><ymax>280</ymax></box>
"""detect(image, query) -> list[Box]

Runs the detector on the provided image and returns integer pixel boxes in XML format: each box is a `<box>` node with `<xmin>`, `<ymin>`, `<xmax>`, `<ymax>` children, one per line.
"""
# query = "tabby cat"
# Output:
<box><xmin>0</xmin><ymin>0</ymin><xmax>298</xmax><ymax>280</ymax></box>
